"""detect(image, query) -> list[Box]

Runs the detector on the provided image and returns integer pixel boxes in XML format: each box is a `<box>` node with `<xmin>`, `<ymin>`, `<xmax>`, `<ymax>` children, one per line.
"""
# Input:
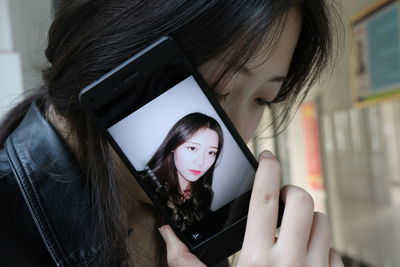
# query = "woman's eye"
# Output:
<box><xmin>255</xmin><ymin>97</ymin><xmax>272</xmax><ymax>107</ymax></box>
<box><xmin>209</xmin><ymin>151</ymin><xmax>217</xmax><ymax>156</ymax></box>
<box><xmin>187</xmin><ymin>146</ymin><xmax>196</xmax><ymax>151</ymax></box>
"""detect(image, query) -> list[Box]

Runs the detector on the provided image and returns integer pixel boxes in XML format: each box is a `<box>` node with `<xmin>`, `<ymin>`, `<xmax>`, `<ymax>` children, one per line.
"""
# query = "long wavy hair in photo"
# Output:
<box><xmin>147</xmin><ymin>112</ymin><xmax>224</xmax><ymax>231</ymax></box>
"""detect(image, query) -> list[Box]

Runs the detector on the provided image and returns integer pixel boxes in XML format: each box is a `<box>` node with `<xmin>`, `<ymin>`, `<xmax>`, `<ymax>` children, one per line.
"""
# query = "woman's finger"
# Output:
<box><xmin>241</xmin><ymin>150</ymin><xmax>281</xmax><ymax>254</ymax></box>
<box><xmin>329</xmin><ymin>248</ymin><xmax>344</xmax><ymax>267</ymax></box>
<box><xmin>276</xmin><ymin>185</ymin><xmax>314</xmax><ymax>261</ymax></box>
<box><xmin>158</xmin><ymin>225</ymin><xmax>205</xmax><ymax>267</ymax></box>
<box><xmin>306</xmin><ymin>212</ymin><xmax>331</xmax><ymax>266</ymax></box>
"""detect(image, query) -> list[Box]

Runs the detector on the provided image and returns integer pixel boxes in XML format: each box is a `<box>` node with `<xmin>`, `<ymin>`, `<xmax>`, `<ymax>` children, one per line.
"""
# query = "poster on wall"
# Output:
<box><xmin>300</xmin><ymin>102</ymin><xmax>324</xmax><ymax>191</ymax></box>
<box><xmin>350</xmin><ymin>0</ymin><xmax>400</xmax><ymax>107</ymax></box>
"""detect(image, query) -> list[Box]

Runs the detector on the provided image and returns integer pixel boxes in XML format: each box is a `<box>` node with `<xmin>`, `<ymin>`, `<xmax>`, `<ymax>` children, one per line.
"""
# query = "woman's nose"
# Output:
<box><xmin>194</xmin><ymin>153</ymin><xmax>205</xmax><ymax>166</ymax></box>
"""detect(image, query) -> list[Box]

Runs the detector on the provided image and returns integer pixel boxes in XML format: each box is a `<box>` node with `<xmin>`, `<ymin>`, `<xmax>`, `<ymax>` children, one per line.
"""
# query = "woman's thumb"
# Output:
<box><xmin>159</xmin><ymin>225</ymin><xmax>187</xmax><ymax>252</ymax></box>
<box><xmin>158</xmin><ymin>225</ymin><xmax>206</xmax><ymax>267</ymax></box>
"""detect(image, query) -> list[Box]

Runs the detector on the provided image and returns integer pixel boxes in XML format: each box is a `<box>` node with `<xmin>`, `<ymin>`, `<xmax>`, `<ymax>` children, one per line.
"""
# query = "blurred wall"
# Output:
<box><xmin>8</xmin><ymin>0</ymin><xmax>52</xmax><ymax>90</ymax></box>
<box><xmin>0</xmin><ymin>0</ymin><xmax>52</xmax><ymax>120</ymax></box>
<box><xmin>275</xmin><ymin>1</ymin><xmax>400</xmax><ymax>266</ymax></box>
<box><xmin>0</xmin><ymin>0</ymin><xmax>13</xmax><ymax>51</ymax></box>
<box><xmin>0</xmin><ymin>0</ymin><xmax>23</xmax><ymax>120</ymax></box>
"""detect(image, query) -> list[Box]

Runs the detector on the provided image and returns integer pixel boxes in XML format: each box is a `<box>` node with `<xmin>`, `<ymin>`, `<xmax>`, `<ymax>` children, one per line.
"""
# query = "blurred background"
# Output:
<box><xmin>0</xmin><ymin>0</ymin><xmax>399</xmax><ymax>266</ymax></box>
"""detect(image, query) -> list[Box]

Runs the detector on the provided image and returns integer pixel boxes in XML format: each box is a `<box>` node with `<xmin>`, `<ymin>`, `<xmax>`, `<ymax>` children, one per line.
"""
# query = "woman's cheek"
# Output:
<box><xmin>206</xmin><ymin>157</ymin><xmax>215</xmax><ymax>170</ymax></box>
<box><xmin>242</xmin><ymin>108</ymin><xmax>264</xmax><ymax>142</ymax></box>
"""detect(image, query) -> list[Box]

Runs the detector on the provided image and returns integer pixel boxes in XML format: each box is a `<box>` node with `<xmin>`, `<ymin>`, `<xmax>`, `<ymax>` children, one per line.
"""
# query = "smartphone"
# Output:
<box><xmin>80</xmin><ymin>36</ymin><xmax>281</xmax><ymax>265</ymax></box>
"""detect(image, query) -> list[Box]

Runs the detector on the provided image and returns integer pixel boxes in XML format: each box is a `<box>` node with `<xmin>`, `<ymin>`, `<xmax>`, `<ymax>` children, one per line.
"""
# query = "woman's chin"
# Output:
<box><xmin>182</xmin><ymin>174</ymin><xmax>200</xmax><ymax>182</ymax></box>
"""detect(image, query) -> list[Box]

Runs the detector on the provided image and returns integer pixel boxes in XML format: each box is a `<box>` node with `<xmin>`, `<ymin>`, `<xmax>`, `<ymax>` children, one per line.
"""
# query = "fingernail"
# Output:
<box><xmin>158</xmin><ymin>226</ymin><xmax>165</xmax><ymax>237</ymax></box>
<box><xmin>260</xmin><ymin>150</ymin><xmax>274</xmax><ymax>158</ymax></box>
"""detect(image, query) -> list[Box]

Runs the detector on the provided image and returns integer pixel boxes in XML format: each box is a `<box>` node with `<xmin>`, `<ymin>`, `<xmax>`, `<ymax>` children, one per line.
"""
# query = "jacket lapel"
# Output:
<box><xmin>5</xmin><ymin>103</ymin><xmax>99</xmax><ymax>266</ymax></box>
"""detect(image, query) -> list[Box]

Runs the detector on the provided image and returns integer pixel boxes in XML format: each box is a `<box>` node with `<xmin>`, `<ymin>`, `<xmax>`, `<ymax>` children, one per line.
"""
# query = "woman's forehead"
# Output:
<box><xmin>185</xmin><ymin>128</ymin><xmax>219</xmax><ymax>146</ymax></box>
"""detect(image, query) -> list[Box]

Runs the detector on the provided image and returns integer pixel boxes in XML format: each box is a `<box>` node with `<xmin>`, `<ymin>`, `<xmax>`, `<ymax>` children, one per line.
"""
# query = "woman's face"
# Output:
<box><xmin>198</xmin><ymin>8</ymin><xmax>302</xmax><ymax>142</ymax></box>
<box><xmin>173</xmin><ymin>128</ymin><xmax>219</xmax><ymax>183</ymax></box>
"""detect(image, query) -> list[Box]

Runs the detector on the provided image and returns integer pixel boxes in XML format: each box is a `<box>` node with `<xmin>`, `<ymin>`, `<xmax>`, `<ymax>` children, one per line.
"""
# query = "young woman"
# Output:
<box><xmin>144</xmin><ymin>112</ymin><xmax>223</xmax><ymax>232</ymax></box>
<box><xmin>0</xmin><ymin>0</ymin><xmax>343</xmax><ymax>266</ymax></box>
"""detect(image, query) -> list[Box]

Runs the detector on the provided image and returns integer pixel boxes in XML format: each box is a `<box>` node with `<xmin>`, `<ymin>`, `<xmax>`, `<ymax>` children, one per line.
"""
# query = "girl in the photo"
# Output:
<box><xmin>145</xmin><ymin>112</ymin><xmax>224</xmax><ymax>231</ymax></box>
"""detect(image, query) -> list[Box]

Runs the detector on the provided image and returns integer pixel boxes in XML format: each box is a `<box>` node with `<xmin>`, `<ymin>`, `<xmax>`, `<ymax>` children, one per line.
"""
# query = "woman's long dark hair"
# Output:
<box><xmin>0</xmin><ymin>0</ymin><xmax>338</xmax><ymax>265</ymax></box>
<box><xmin>147</xmin><ymin>113</ymin><xmax>224</xmax><ymax>231</ymax></box>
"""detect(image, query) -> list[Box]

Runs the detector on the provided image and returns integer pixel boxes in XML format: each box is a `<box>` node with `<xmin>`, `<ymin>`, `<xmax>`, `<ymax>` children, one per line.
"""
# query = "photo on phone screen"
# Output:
<box><xmin>107</xmin><ymin>75</ymin><xmax>255</xmax><ymax>233</ymax></box>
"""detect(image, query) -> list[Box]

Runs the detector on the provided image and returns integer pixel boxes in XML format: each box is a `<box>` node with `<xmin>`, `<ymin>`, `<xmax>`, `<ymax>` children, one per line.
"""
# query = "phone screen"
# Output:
<box><xmin>85</xmin><ymin>45</ymin><xmax>256</xmax><ymax>246</ymax></box>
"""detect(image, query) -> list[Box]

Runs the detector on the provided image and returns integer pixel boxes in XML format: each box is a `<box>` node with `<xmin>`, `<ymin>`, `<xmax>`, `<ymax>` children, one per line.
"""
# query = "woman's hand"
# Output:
<box><xmin>158</xmin><ymin>224</ymin><xmax>206</xmax><ymax>267</ymax></box>
<box><xmin>159</xmin><ymin>150</ymin><xmax>344</xmax><ymax>267</ymax></box>
<box><xmin>236</xmin><ymin>150</ymin><xmax>343</xmax><ymax>267</ymax></box>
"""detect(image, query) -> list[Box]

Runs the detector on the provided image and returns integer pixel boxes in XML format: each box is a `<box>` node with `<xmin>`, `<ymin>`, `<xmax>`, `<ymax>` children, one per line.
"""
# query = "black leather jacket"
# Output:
<box><xmin>0</xmin><ymin>103</ymin><xmax>231</xmax><ymax>267</ymax></box>
<box><xmin>0</xmin><ymin>103</ymin><xmax>99</xmax><ymax>266</ymax></box>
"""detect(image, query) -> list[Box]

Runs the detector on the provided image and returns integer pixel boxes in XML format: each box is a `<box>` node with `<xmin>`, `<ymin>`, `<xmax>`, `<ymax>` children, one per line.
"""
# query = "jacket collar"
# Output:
<box><xmin>5</xmin><ymin>102</ymin><xmax>99</xmax><ymax>266</ymax></box>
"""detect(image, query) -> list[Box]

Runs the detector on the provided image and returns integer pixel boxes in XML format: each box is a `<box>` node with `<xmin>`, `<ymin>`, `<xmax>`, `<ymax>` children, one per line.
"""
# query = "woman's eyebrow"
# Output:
<box><xmin>187</xmin><ymin>141</ymin><xmax>218</xmax><ymax>149</ymax></box>
<box><xmin>239</xmin><ymin>67</ymin><xmax>287</xmax><ymax>82</ymax></box>
<box><xmin>187</xmin><ymin>141</ymin><xmax>200</xmax><ymax>145</ymax></box>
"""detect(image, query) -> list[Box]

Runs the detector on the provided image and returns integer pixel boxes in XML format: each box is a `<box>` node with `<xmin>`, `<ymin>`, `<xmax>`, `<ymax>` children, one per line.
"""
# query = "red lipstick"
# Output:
<box><xmin>189</xmin><ymin>169</ymin><xmax>201</xmax><ymax>175</ymax></box>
